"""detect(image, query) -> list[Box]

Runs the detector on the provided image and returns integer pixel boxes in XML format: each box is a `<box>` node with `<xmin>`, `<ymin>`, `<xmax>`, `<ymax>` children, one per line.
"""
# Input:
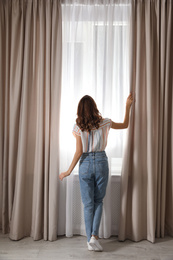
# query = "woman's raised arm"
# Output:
<box><xmin>111</xmin><ymin>93</ymin><xmax>133</xmax><ymax>130</ymax></box>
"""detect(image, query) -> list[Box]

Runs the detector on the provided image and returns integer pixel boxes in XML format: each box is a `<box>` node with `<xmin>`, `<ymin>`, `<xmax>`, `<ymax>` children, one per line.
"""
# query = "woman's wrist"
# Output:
<box><xmin>67</xmin><ymin>170</ymin><xmax>71</xmax><ymax>176</ymax></box>
<box><xmin>126</xmin><ymin>103</ymin><xmax>131</xmax><ymax>109</ymax></box>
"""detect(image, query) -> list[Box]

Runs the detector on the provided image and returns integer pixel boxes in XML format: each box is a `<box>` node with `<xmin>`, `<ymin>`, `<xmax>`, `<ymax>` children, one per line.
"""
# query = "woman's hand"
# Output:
<box><xmin>126</xmin><ymin>93</ymin><xmax>133</xmax><ymax>107</ymax></box>
<box><xmin>59</xmin><ymin>171</ymin><xmax>70</xmax><ymax>181</ymax></box>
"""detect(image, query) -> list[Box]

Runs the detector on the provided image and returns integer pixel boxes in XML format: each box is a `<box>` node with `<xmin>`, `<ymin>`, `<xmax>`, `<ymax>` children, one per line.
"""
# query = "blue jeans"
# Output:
<box><xmin>79</xmin><ymin>151</ymin><xmax>109</xmax><ymax>242</ymax></box>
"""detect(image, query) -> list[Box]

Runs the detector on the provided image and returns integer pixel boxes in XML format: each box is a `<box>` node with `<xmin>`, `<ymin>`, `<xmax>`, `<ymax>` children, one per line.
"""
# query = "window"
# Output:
<box><xmin>60</xmin><ymin>3</ymin><xmax>131</xmax><ymax>176</ymax></box>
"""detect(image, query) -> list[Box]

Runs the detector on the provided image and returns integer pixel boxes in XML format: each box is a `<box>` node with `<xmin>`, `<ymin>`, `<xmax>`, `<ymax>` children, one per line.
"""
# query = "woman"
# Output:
<box><xmin>59</xmin><ymin>94</ymin><xmax>133</xmax><ymax>251</ymax></box>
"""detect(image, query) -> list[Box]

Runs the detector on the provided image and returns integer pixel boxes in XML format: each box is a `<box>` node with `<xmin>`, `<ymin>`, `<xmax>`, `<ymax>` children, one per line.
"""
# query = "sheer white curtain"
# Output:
<box><xmin>58</xmin><ymin>0</ymin><xmax>131</xmax><ymax>238</ymax></box>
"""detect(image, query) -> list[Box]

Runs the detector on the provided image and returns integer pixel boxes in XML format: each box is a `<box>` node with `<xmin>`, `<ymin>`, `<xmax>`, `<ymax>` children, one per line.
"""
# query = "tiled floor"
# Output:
<box><xmin>0</xmin><ymin>232</ymin><xmax>173</xmax><ymax>260</ymax></box>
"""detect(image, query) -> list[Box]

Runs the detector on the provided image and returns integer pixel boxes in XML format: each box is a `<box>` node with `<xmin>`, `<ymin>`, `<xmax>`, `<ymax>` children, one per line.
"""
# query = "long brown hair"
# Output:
<box><xmin>76</xmin><ymin>95</ymin><xmax>102</xmax><ymax>132</ymax></box>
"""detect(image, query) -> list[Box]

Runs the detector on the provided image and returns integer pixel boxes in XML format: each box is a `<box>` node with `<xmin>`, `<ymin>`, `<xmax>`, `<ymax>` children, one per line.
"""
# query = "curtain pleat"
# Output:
<box><xmin>159</xmin><ymin>0</ymin><xmax>173</xmax><ymax>238</ymax></box>
<box><xmin>119</xmin><ymin>0</ymin><xmax>173</xmax><ymax>243</ymax></box>
<box><xmin>0</xmin><ymin>0</ymin><xmax>62</xmax><ymax>241</ymax></box>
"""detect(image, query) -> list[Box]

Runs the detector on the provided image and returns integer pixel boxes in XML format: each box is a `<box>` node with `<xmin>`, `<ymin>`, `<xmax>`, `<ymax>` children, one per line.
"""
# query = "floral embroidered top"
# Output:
<box><xmin>72</xmin><ymin>118</ymin><xmax>112</xmax><ymax>153</ymax></box>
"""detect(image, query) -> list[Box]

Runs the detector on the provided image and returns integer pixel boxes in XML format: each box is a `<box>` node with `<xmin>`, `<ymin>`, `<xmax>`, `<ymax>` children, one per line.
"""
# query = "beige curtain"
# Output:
<box><xmin>119</xmin><ymin>0</ymin><xmax>173</xmax><ymax>243</ymax></box>
<box><xmin>0</xmin><ymin>0</ymin><xmax>62</xmax><ymax>241</ymax></box>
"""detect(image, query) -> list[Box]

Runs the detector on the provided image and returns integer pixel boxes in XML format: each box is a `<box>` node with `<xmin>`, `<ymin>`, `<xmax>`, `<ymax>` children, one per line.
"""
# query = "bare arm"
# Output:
<box><xmin>111</xmin><ymin>93</ymin><xmax>133</xmax><ymax>130</ymax></box>
<box><xmin>59</xmin><ymin>135</ymin><xmax>83</xmax><ymax>181</ymax></box>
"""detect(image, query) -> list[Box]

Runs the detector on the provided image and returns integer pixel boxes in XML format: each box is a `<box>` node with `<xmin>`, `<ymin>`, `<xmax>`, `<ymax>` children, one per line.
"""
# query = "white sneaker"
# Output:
<box><xmin>87</xmin><ymin>242</ymin><xmax>94</xmax><ymax>251</ymax></box>
<box><xmin>89</xmin><ymin>236</ymin><xmax>103</xmax><ymax>252</ymax></box>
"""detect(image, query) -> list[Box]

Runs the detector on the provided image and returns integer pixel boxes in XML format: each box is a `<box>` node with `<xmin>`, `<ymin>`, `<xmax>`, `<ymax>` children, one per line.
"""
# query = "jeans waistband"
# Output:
<box><xmin>81</xmin><ymin>151</ymin><xmax>106</xmax><ymax>159</ymax></box>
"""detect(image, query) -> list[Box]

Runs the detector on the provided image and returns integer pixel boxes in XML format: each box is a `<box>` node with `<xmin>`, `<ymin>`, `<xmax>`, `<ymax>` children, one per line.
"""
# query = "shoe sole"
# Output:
<box><xmin>89</xmin><ymin>242</ymin><xmax>103</xmax><ymax>252</ymax></box>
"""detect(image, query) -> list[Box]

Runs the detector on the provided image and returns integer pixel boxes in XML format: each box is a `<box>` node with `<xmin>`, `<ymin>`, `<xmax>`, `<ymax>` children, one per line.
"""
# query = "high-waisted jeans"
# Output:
<box><xmin>79</xmin><ymin>151</ymin><xmax>109</xmax><ymax>242</ymax></box>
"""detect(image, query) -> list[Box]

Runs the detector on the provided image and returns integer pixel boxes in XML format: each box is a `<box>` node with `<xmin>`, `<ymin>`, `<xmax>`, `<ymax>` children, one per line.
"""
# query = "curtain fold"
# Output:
<box><xmin>0</xmin><ymin>0</ymin><xmax>62</xmax><ymax>241</ymax></box>
<box><xmin>159</xmin><ymin>0</ymin><xmax>173</xmax><ymax>238</ymax></box>
<box><xmin>119</xmin><ymin>0</ymin><xmax>173</xmax><ymax>243</ymax></box>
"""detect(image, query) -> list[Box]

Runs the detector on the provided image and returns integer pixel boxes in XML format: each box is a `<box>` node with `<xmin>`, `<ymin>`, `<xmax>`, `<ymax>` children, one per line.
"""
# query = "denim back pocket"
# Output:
<box><xmin>79</xmin><ymin>160</ymin><xmax>90</xmax><ymax>175</ymax></box>
<box><xmin>97</xmin><ymin>158</ymin><xmax>109</xmax><ymax>176</ymax></box>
